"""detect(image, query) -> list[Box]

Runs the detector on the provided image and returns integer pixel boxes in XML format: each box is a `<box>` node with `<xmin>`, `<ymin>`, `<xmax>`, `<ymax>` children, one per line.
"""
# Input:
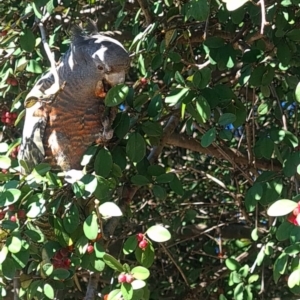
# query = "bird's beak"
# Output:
<box><xmin>104</xmin><ymin>71</ymin><xmax>126</xmax><ymax>88</ymax></box>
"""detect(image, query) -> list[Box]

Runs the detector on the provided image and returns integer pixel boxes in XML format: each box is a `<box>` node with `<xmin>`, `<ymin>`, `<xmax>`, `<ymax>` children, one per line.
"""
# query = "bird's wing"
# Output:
<box><xmin>18</xmin><ymin>72</ymin><xmax>54</xmax><ymax>173</ymax></box>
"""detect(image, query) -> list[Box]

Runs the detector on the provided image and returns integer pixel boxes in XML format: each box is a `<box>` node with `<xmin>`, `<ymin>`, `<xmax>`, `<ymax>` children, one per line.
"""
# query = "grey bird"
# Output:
<box><xmin>18</xmin><ymin>23</ymin><xmax>130</xmax><ymax>173</ymax></box>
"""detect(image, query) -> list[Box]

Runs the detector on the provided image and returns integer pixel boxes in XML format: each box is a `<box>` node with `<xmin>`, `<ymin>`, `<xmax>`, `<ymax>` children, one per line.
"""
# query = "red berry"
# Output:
<box><xmin>11</xmin><ymin>113</ymin><xmax>17</xmax><ymax>120</ymax></box>
<box><xmin>293</xmin><ymin>207</ymin><xmax>299</xmax><ymax>216</ymax></box>
<box><xmin>140</xmin><ymin>77</ymin><xmax>147</xmax><ymax>85</ymax></box>
<box><xmin>118</xmin><ymin>273</ymin><xmax>127</xmax><ymax>283</ymax></box>
<box><xmin>5</xmin><ymin>112</ymin><xmax>10</xmax><ymax>118</ymax></box>
<box><xmin>17</xmin><ymin>209</ymin><xmax>26</xmax><ymax>219</ymax></box>
<box><xmin>136</xmin><ymin>233</ymin><xmax>144</xmax><ymax>242</ymax></box>
<box><xmin>10</xmin><ymin>215</ymin><xmax>17</xmax><ymax>222</ymax></box>
<box><xmin>59</xmin><ymin>248</ymin><xmax>69</xmax><ymax>257</ymax></box>
<box><xmin>63</xmin><ymin>258</ymin><xmax>71</xmax><ymax>269</ymax></box>
<box><xmin>0</xmin><ymin>30</ymin><xmax>8</xmax><ymax>37</ymax></box>
<box><xmin>1</xmin><ymin>117</ymin><xmax>6</xmax><ymax>123</ymax></box>
<box><xmin>87</xmin><ymin>244</ymin><xmax>94</xmax><ymax>254</ymax></box>
<box><xmin>5</xmin><ymin>118</ymin><xmax>11</xmax><ymax>125</ymax></box>
<box><xmin>8</xmin><ymin>204</ymin><xmax>15</xmax><ymax>211</ymax></box>
<box><xmin>125</xmin><ymin>274</ymin><xmax>134</xmax><ymax>284</ymax></box>
<box><xmin>10</xmin><ymin>79</ymin><xmax>18</xmax><ymax>86</ymax></box>
<box><xmin>138</xmin><ymin>239</ymin><xmax>148</xmax><ymax>250</ymax></box>
<box><xmin>288</xmin><ymin>213</ymin><xmax>299</xmax><ymax>225</ymax></box>
<box><xmin>0</xmin><ymin>211</ymin><xmax>6</xmax><ymax>220</ymax></box>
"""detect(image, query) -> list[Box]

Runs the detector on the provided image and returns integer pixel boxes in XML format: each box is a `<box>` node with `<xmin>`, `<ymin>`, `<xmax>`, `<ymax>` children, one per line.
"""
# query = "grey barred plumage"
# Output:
<box><xmin>18</xmin><ymin>23</ymin><xmax>130</xmax><ymax>173</ymax></box>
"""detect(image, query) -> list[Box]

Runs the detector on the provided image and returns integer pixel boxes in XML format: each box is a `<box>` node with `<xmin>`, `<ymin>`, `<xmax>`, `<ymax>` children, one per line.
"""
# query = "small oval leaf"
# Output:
<box><xmin>146</xmin><ymin>225</ymin><xmax>171</xmax><ymax>242</ymax></box>
<box><xmin>267</xmin><ymin>199</ymin><xmax>298</xmax><ymax>217</ymax></box>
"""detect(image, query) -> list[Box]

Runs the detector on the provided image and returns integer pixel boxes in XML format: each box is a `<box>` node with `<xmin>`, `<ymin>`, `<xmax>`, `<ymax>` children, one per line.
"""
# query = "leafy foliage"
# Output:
<box><xmin>1</xmin><ymin>0</ymin><xmax>300</xmax><ymax>299</ymax></box>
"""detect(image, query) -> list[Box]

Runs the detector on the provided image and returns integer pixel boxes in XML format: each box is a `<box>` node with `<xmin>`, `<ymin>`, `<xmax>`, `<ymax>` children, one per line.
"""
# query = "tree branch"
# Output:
<box><xmin>136</xmin><ymin>0</ymin><xmax>153</xmax><ymax>26</ymax></box>
<box><xmin>83</xmin><ymin>272</ymin><xmax>100</xmax><ymax>300</ymax></box>
<box><xmin>164</xmin><ymin>133</ymin><xmax>281</xmax><ymax>172</ymax></box>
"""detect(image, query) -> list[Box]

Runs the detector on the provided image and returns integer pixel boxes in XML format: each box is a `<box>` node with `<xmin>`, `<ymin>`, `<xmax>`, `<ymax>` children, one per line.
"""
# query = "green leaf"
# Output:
<box><xmin>0</xmin><ymin>156</ymin><xmax>11</xmax><ymax>169</ymax></box>
<box><xmin>126</xmin><ymin>133</ymin><xmax>146</xmax><ymax>163</ymax></box>
<box><xmin>121</xmin><ymin>282</ymin><xmax>133</xmax><ymax>300</ymax></box>
<box><xmin>141</xmin><ymin>121</ymin><xmax>163</xmax><ymax>137</ymax></box>
<box><xmin>43</xmin><ymin>283</ymin><xmax>54</xmax><ymax>300</ymax></box>
<box><xmin>131</xmin><ymin>175</ymin><xmax>150</xmax><ymax>186</ymax></box>
<box><xmin>201</xmin><ymin>128</ymin><xmax>216</xmax><ymax>147</ymax></box>
<box><xmin>94</xmin><ymin>148</ymin><xmax>113</xmax><ymax>178</ymax></box>
<box><xmin>20</xmin><ymin>28</ymin><xmax>35</xmax><ymax>52</ymax></box>
<box><xmin>169</xmin><ymin>175</ymin><xmax>184</xmax><ymax>196</ymax></box>
<box><xmin>99</xmin><ymin>202</ymin><xmax>122</xmax><ymax>217</ymax></box>
<box><xmin>218</xmin><ymin>113</ymin><xmax>236</xmax><ymax>126</ymax></box>
<box><xmin>225</xmin><ymin>258</ymin><xmax>241</xmax><ymax>271</ymax></box>
<box><xmin>0</xmin><ymin>188</ymin><xmax>21</xmax><ymax>207</ymax></box>
<box><xmin>287</xmin><ymin>29</ymin><xmax>300</xmax><ymax>42</ymax></box>
<box><xmin>103</xmin><ymin>253</ymin><xmax>124</xmax><ymax>272</ymax></box>
<box><xmin>107</xmin><ymin>289</ymin><xmax>122</xmax><ymax>300</ymax></box>
<box><xmin>165</xmin><ymin>88</ymin><xmax>189</xmax><ymax>106</ymax></box>
<box><xmin>153</xmin><ymin>184</ymin><xmax>167</xmax><ymax>200</ymax></box>
<box><xmin>223</xmin><ymin>0</ymin><xmax>249</xmax><ymax>11</ymax></box>
<box><xmin>146</xmin><ymin>225</ymin><xmax>171</xmax><ymax>242</ymax></box>
<box><xmin>131</xmin><ymin>279</ymin><xmax>146</xmax><ymax>290</ymax></box>
<box><xmin>196</xmin><ymin>96</ymin><xmax>211</xmax><ymax>123</ymax></box>
<box><xmin>273</xmin><ymin>253</ymin><xmax>288</xmax><ymax>283</ymax></box>
<box><xmin>276</xmin><ymin>221</ymin><xmax>294</xmax><ymax>241</ymax></box>
<box><xmin>288</xmin><ymin>269</ymin><xmax>300</xmax><ymax>288</ymax></box>
<box><xmin>187</xmin><ymin>0</ymin><xmax>209</xmax><ymax>21</ymax></box>
<box><xmin>155</xmin><ymin>173</ymin><xmax>174</xmax><ymax>183</ymax></box>
<box><xmin>258</xmin><ymin>102</ymin><xmax>269</xmax><ymax>115</ymax></box>
<box><xmin>295</xmin><ymin>82</ymin><xmax>300</xmax><ymax>103</ymax></box>
<box><xmin>151</xmin><ymin>53</ymin><xmax>163</xmax><ymax>70</ymax></box>
<box><xmin>0</xmin><ymin>246</ymin><xmax>8</xmax><ymax>264</ymax></box>
<box><xmin>284</xmin><ymin>130</ymin><xmax>298</xmax><ymax>148</ymax></box>
<box><xmin>105</xmin><ymin>84</ymin><xmax>129</xmax><ymax>107</ymax></box>
<box><xmin>63</xmin><ymin>204</ymin><xmax>80</xmax><ymax>234</ymax></box>
<box><xmin>2</xmin><ymin>257</ymin><xmax>16</xmax><ymax>280</ymax></box>
<box><xmin>174</xmin><ymin>71</ymin><xmax>185</xmax><ymax>85</ymax></box>
<box><xmin>26</xmin><ymin>60</ymin><xmax>43</xmax><ymax>74</ymax></box>
<box><xmin>123</xmin><ymin>235</ymin><xmax>138</xmax><ymax>255</ymax></box>
<box><xmin>51</xmin><ymin>269</ymin><xmax>70</xmax><ymax>280</ymax></box>
<box><xmin>267</xmin><ymin>199</ymin><xmax>297</xmax><ymax>216</ymax></box>
<box><xmin>7</xmin><ymin>236</ymin><xmax>22</xmax><ymax>253</ymax></box>
<box><xmin>83</xmin><ymin>213</ymin><xmax>98</xmax><ymax>240</ymax></box>
<box><xmin>131</xmin><ymin>266</ymin><xmax>150</xmax><ymax>280</ymax></box>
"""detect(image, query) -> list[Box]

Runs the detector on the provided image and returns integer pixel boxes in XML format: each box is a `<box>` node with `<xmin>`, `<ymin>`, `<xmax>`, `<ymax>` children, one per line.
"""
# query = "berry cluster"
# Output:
<box><xmin>136</xmin><ymin>233</ymin><xmax>148</xmax><ymax>250</ymax></box>
<box><xmin>6</xmin><ymin>77</ymin><xmax>18</xmax><ymax>86</ymax></box>
<box><xmin>1</xmin><ymin>111</ymin><xmax>18</xmax><ymax>125</ymax></box>
<box><xmin>0</xmin><ymin>205</ymin><xmax>26</xmax><ymax>221</ymax></box>
<box><xmin>288</xmin><ymin>203</ymin><xmax>300</xmax><ymax>225</ymax></box>
<box><xmin>118</xmin><ymin>272</ymin><xmax>134</xmax><ymax>284</ymax></box>
<box><xmin>52</xmin><ymin>248</ymin><xmax>71</xmax><ymax>269</ymax></box>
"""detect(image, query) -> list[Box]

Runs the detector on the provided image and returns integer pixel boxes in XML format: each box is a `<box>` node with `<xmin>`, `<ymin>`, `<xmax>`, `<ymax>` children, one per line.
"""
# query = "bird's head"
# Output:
<box><xmin>67</xmin><ymin>25</ymin><xmax>131</xmax><ymax>94</ymax></box>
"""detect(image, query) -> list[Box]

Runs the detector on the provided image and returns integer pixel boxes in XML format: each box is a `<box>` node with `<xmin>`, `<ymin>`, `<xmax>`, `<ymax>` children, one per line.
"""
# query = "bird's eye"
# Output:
<box><xmin>97</xmin><ymin>65</ymin><xmax>104</xmax><ymax>71</ymax></box>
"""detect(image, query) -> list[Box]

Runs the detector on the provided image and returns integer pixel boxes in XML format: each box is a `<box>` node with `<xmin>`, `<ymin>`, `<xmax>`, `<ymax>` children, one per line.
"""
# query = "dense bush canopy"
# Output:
<box><xmin>1</xmin><ymin>0</ymin><xmax>300</xmax><ymax>299</ymax></box>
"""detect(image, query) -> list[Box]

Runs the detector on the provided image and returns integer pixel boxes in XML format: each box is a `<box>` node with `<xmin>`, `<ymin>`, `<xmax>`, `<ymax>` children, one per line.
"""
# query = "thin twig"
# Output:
<box><xmin>259</xmin><ymin>0</ymin><xmax>266</xmax><ymax>34</ymax></box>
<box><xmin>36</xmin><ymin>16</ymin><xmax>60</xmax><ymax>96</ymax></box>
<box><xmin>160</xmin><ymin>243</ymin><xmax>190</xmax><ymax>287</ymax></box>
<box><xmin>269</xmin><ymin>84</ymin><xmax>287</xmax><ymax>130</ymax></box>
<box><xmin>181</xmin><ymin>59</ymin><xmax>210</xmax><ymax>70</ymax></box>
